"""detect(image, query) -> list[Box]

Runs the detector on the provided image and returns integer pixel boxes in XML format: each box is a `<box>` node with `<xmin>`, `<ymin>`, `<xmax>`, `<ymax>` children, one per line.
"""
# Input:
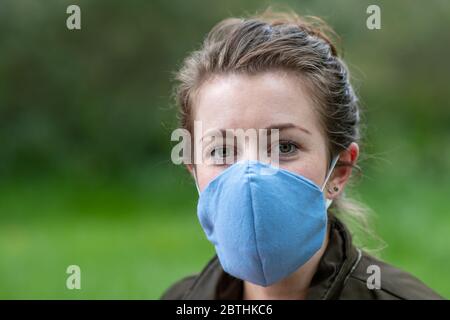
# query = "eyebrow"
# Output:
<box><xmin>201</xmin><ymin>122</ymin><xmax>311</xmax><ymax>143</ymax></box>
<box><xmin>263</xmin><ymin>123</ymin><xmax>312</xmax><ymax>135</ymax></box>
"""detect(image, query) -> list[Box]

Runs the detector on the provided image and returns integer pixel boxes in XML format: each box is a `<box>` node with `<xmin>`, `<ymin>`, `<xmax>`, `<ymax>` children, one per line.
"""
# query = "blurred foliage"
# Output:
<box><xmin>0</xmin><ymin>0</ymin><xmax>449</xmax><ymax>298</ymax></box>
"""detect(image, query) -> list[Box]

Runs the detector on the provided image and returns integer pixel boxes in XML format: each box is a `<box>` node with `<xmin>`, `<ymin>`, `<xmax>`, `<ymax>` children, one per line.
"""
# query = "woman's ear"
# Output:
<box><xmin>326</xmin><ymin>142</ymin><xmax>359</xmax><ymax>200</ymax></box>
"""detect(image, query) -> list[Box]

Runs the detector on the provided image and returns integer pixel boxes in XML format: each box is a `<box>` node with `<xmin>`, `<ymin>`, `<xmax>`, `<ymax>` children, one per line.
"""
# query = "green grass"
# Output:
<box><xmin>0</xmin><ymin>215</ymin><xmax>214</xmax><ymax>299</ymax></box>
<box><xmin>358</xmin><ymin>175</ymin><xmax>450</xmax><ymax>298</ymax></box>
<box><xmin>0</xmin><ymin>163</ymin><xmax>448</xmax><ymax>299</ymax></box>
<box><xmin>0</xmin><ymin>166</ymin><xmax>215</xmax><ymax>299</ymax></box>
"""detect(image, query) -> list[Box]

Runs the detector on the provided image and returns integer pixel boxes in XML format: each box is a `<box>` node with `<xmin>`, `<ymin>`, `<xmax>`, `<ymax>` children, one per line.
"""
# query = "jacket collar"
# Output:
<box><xmin>183</xmin><ymin>215</ymin><xmax>361</xmax><ymax>300</ymax></box>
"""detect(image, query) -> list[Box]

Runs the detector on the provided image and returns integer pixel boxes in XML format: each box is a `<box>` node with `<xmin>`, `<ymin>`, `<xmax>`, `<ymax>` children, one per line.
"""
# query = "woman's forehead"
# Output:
<box><xmin>193</xmin><ymin>71</ymin><xmax>321</xmax><ymax>133</ymax></box>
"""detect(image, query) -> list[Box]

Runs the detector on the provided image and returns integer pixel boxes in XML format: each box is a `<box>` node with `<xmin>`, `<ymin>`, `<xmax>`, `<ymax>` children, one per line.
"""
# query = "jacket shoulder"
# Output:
<box><xmin>160</xmin><ymin>274</ymin><xmax>198</xmax><ymax>300</ymax></box>
<box><xmin>344</xmin><ymin>251</ymin><xmax>444</xmax><ymax>300</ymax></box>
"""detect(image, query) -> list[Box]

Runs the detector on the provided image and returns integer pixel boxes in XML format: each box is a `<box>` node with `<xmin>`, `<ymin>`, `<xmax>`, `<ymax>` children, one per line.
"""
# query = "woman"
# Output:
<box><xmin>161</xmin><ymin>9</ymin><xmax>443</xmax><ymax>300</ymax></box>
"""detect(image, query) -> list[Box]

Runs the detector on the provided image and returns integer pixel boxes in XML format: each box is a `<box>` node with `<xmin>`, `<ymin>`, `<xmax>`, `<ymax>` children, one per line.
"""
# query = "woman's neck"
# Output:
<box><xmin>243</xmin><ymin>223</ymin><xmax>330</xmax><ymax>300</ymax></box>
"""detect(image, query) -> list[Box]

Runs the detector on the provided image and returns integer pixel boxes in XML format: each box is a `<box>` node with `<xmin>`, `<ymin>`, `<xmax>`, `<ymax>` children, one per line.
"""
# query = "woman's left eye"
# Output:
<box><xmin>278</xmin><ymin>141</ymin><xmax>299</xmax><ymax>155</ymax></box>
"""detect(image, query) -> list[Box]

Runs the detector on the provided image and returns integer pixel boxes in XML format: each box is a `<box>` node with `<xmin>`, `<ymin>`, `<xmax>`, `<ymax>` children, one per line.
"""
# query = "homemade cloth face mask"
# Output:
<box><xmin>193</xmin><ymin>157</ymin><xmax>339</xmax><ymax>287</ymax></box>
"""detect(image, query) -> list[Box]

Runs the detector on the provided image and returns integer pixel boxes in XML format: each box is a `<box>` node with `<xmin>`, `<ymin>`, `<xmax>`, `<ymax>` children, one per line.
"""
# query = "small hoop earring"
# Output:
<box><xmin>333</xmin><ymin>186</ymin><xmax>339</xmax><ymax>192</ymax></box>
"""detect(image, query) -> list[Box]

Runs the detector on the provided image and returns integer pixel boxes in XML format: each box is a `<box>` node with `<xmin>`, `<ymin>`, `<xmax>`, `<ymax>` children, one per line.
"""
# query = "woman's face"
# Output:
<box><xmin>190</xmin><ymin>70</ymin><xmax>354</xmax><ymax>195</ymax></box>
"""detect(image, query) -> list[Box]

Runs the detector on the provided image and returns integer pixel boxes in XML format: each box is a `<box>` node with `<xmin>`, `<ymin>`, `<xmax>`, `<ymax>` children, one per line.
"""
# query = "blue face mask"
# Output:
<box><xmin>194</xmin><ymin>157</ymin><xmax>339</xmax><ymax>287</ymax></box>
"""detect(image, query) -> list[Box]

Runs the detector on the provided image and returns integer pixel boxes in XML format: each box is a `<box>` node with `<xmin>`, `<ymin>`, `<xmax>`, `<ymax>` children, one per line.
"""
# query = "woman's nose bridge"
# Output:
<box><xmin>234</xmin><ymin>128</ymin><xmax>276</xmax><ymax>162</ymax></box>
<box><xmin>241</xmin><ymin>140</ymin><xmax>259</xmax><ymax>161</ymax></box>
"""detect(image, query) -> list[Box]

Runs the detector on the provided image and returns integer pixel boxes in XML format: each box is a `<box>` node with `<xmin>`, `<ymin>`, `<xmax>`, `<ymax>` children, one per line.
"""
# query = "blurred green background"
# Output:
<box><xmin>0</xmin><ymin>0</ymin><xmax>449</xmax><ymax>299</ymax></box>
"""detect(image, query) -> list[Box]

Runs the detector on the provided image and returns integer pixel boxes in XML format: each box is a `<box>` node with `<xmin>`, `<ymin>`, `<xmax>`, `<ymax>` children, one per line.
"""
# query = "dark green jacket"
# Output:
<box><xmin>161</xmin><ymin>216</ymin><xmax>444</xmax><ymax>300</ymax></box>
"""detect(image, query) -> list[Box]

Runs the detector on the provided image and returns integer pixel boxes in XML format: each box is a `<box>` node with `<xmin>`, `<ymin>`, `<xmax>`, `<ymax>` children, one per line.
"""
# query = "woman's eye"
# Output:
<box><xmin>278</xmin><ymin>141</ymin><xmax>299</xmax><ymax>155</ymax></box>
<box><xmin>211</xmin><ymin>146</ymin><xmax>230</xmax><ymax>158</ymax></box>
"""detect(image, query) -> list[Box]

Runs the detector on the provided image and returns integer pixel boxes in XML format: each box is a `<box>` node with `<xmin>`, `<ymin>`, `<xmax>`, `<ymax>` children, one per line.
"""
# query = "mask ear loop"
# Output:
<box><xmin>321</xmin><ymin>155</ymin><xmax>340</xmax><ymax>192</ymax></box>
<box><xmin>321</xmin><ymin>155</ymin><xmax>340</xmax><ymax>209</ymax></box>
<box><xmin>192</xmin><ymin>165</ymin><xmax>201</xmax><ymax>195</ymax></box>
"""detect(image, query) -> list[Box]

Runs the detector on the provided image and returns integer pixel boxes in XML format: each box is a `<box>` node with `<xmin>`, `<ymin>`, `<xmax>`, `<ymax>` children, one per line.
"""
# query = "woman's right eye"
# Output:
<box><xmin>211</xmin><ymin>146</ymin><xmax>231</xmax><ymax>158</ymax></box>
<box><xmin>208</xmin><ymin>145</ymin><xmax>236</xmax><ymax>165</ymax></box>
